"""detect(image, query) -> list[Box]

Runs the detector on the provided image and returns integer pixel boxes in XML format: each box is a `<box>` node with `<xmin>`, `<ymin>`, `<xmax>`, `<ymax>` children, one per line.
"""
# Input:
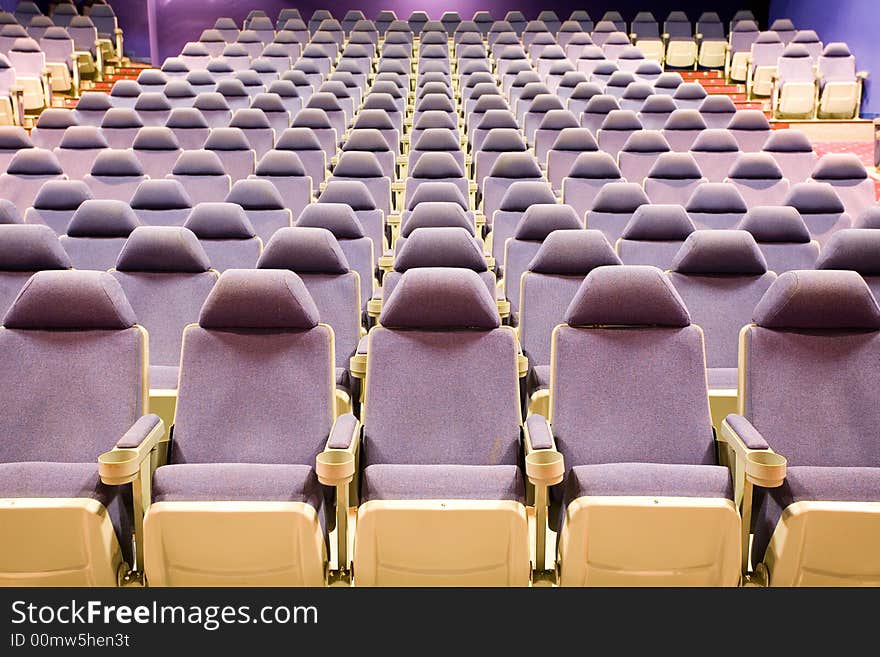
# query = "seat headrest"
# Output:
<box><xmin>184</xmin><ymin>202</ymin><xmax>256</xmax><ymax>240</ymax></box>
<box><xmin>792</xmin><ymin>30</ymin><xmax>820</xmax><ymax>44</ymax></box>
<box><xmin>132</xmin><ymin>126</ymin><xmax>180</xmax><ymax>150</ymax></box>
<box><xmin>266</xmin><ymin>80</ymin><xmax>299</xmax><ymax>98</ymax></box>
<box><xmin>185</xmin><ymin>70</ymin><xmax>215</xmax><ymax>86</ymax></box>
<box><xmin>565</xmin><ymin>265</ymin><xmax>691</xmax><ymax>327</ymax></box>
<box><xmin>816</xmin><ymin>229</ymin><xmax>880</xmax><ymax>275</ymax></box>
<box><xmin>181</xmin><ymin>42</ymin><xmax>209</xmax><ymax>57</ymax></box>
<box><xmin>172</xmin><ymin>150</ymin><xmax>226</xmax><ymax>176</ymax></box>
<box><xmin>782</xmin><ymin>43</ymin><xmax>811</xmax><ymax>58</ymax></box>
<box><xmin>89</xmin><ymin>149</ymin><xmax>144</xmax><ymax>177</ymax></box>
<box><xmin>617</xmin><ymin>46</ymin><xmax>645</xmax><ymax>61</ymax></box>
<box><xmin>635</xmin><ymin>61</ymin><xmax>664</xmax><ymax>76</ymax></box>
<box><xmin>811</xmin><ymin>153</ymin><xmax>868</xmax><ymax>181</ymax></box>
<box><xmin>4</xmin><ymin>270</ymin><xmax>136</xmax><ymax>330</ymax></box>
<box><xmin>257</xmin><ymin>226</ymin><xmax>349</xmax><ymax>274</ymax></box>
<box><xmin>254</xmin><ymin>150</ymin><xmax>306</xmax><ymax>177</ymax></box>
<box><xmin>755</xmin><ymin>30</ymin><xmax>782</xmax><ymax>44</ymax></box>
<box><xmin>762</xmin><ymin>129</ymin><xmax>813</xmax><ymax>153</ymax></box>
<box><xmin>379</xmin><ymin>267</ymin><xmax>499</xmax><ymax>330</ymax></box>
<box><xmin>412</xmin><ymin>128</ymin><xmax>460</xmax><ymax>153</ymax></box>
<box><xmin>476</xmin><ymin>109</ymin><xmax>518</xmax><ymax>131</ymax></box>
<box><xmin>738</xmin><ymin>206</ymin><xmax>811</xmax><ymax>243</ymax></box>
<box><xmin>35</xmin><ymin>108</ymin><xmax>77</xmax><ymax>129</ymax></box>
<box><xmin>568</xmin><ymin>151</ymin><xmax>621</xmax><ymax>179</ymax></box>
<box><xmin>166</xmin><ymin>107</ymin><xmax>209</xmax><ymax>129</ymax></box>
<box><xmin>728</xmin><ymin>153</ymin><xmax>784</xmax><ymax>180</ymax></box>
<box><xmin>673</xmin><ymin>82</ymin><xmax>708</xmax><ymax>100</ymax></box>
<box><xmin>163</xmin><ymin>80</ymin><xmax>196</xmax><ymax>99</ymax></box>
<box><xmin>137</xmin><ymin>69</ymin><xmax>168</xmax><ymax>86</ymax></box>
<box><xmin>193</xmin><ymin>92</ymin><xmax>230</xmax><ymax>112</ymax></box>
<box><xmin>316</xmin><ymin>180</ymin><xmax>375</xmax><ymax>211</ymax></box>
<box><xmin>499</xmin><ymin>181</ymin><xmax>556</xmax><ymax>212</ymax></box>
<box><xmin>570</xmin><ymin>81</ymin><xmax>602</xmax><ymax>100</ymax></box>
<box><xmin>822</xmin><ymin>42</ymin><xmax>852</xmax><ymax>58</ymax></box>
<box><xmin>101</xmin><ymin>108</ymin><xmax>143</xmax><ymax>130</ymax></box>
<box><xmin>6</xmin><ymin>148</ymin><xmax>62</xmax><ymax>175</ymax></box>
<box><xmin>57</xmin><ymin>125</ymin><xmax>108</xmax><ymax>150</ymax></box>
<box><xmin>621</xmin><ymin>130</ymin><xmax>671</xmax><ymax>154</ymax></box>
<box><xmin>66</xmin><ymin>200</ymin><xmax>140</xmax><ymax>238</ymax></box>
<box><xmin>754</xmin><ymin>270</ymin><xmax>880</xmax><ymax>330</ymax></box>
<box><xmin>207</xmin><ymin>59</ymin><xmax>234</xmax><ymax>74</ymax></box>
<box><xmin>297</xmin><ymin>203</ymin><xmax>365</xmax><ymax>239</ymax></box>
<box><xmin>584</xmin><ymin>95</ymin><xmax>620</xmax><ymax>115</ymax></box>
<box><xmin>216</xmin><ymin>79</ymin><xmax>249</xmax><ymax>97</ymax></box>
<box><xmin>38</xmin><ymin>26</ymin><xmax>70</xmax><ymax>40</ymax></box>
<box><xmin>395</xmin><ymin>227</ymin><xmax>486</xmax><ymax>272</ymax></box>
<box><xmin>403</xmin><ymin>202</ymin><xmax>474</xmax><ymax>237</ymax></box>
<box><xmin>0</xmin><ymin>126</ymin><xmax>32</xmax><ymax>149</ymax></box>
<box><xmin>686</xmin><ymin>183</ymin><xmax>748</xmax><ymax>213</ymax></box>
<box><xmin>130</xmin><ymin>179</ymin><xmax>192</xmax><ymax>210</ymax></box>
<box><xmin>407</xmin><ymin>181</ymin><xmax>468</xmax><ymax>210</ymax></box>
<box><xmin>133</xmin><ymin>92</ymin><xmax>172</xmax><ymax>112</ymax></box>
<box><xmin>204</xmin><ymin>127</ymin><xmax>251</xmax><ymax>151</ymax></box>
<box><xmin>305</xmin><ymin>92</ymin><xmax>343</xmax><ymax>113</ymax></box>
<box><xmin>621</xmin><ymin>82</ymin><xmax>654</xmax><ymax>100</ymax></box>
<box><xmin>529</xmin><ymin>95</ymin><xmax>565</xmax><ymax>114</ymax></box>
<box><xmin>0</xmin><ymin>224</ymin><xmax>71</xmax><ymax>271</ymax></box>
<box><xmin>621</xmin><ymin>205</ymin><xmax>695</xmax><ymax>241</ymax></box>
<box><xmin>275</xmin><ymin>127</ymin><xmax>322</xmax><ymax>151</ymax></box>
<box><xmin>663</xmin><ymin>109</ymin><xmax>707</xmax><ymax>130</ymax></box>
<box><xmin>591</xmin><ymin>182</ymin><xmax>649</xmax><ymax>212</ymax></box>
<box><xmin>732</xmin><ymin>20</ymin><xmax>758</xmax><ymax>33</ymax></box>
<box><xmin>514</xmin><ymin>205</ymin><xmax>582</xmax><ymax>240</ymax></box>
<box><xmin>654</xmin><ymin>72</ymin><xmax>684</xmax><ymax>88</ymax></box>
<box><xmin>691</xmin><ymin>129</ymin><xmax>739</xmax><ymax>152</ymax></box>
<box><xmin>352</xmin><ymin>110</ymin><xmax>394</xmax><ymax>131</ymax></box>
<box><xmin>488</xmin><ymin>152</ymin><xmax>542</xmax><ymax>179</ymax></box>
<box><xmin>640</xmin><ymin>94</ymin><xmax>677</xmax><ymax>113</ymax></box>
<box><xmin>479</xmin><ymin>128</ymin><xmax>526</xmax><ymax>152</ymax></box>
<box><xmin>648</xmin><ymin>152</ymin><xmax>703</xmax><ymax>179</ymax></box>
<box><xmin>537</xmin><ymin>110</ymin><xmax>579</xmax><ymax>133</ymax></box>
<box><xmin>115</xmin><ymin>226</ymin><xmax>210</xmax><ymax>273</ymax></box>
<box><xmin>32</xmin><ymin>180</ymin><xmax>92</xmax><ymax>210</ymax></box>
<box><xmin>600</xmin><ymin>109</ymin><xmax>642</xmax><ymax>131</ymax></box>
<box><xmin>528</xmin><ymin>229</ymin><xmax>621</xmax><ymax>275</ymax></box>
<box><xmin>225</xmin><ymin>178</ymin><xmax>284</xmax><ymax>210</ymax></box>
<box><xmin>249</xmin><ymin>93</ymin><xmax>287</xmax><ymax>114</ymax></box>
<box><xmin>699</xmin><ymin>96</ymin><xmax>737</xmax><ymax>115</ymax></box>
<box><xmin>1</xmin><ymin>24</ymin><xmax>26</xmax><ymax>37</ymax></box>
<box><xmin>229</xmin><ymin>108</ymin><xmax>272</xmax><ymax>130</ymax></box>
<box><xmin>413</xmin><ymin>111</ymin><xmax>457</xmax><ymax>132</ymax></box>
<box><xmin>11</xmin><ymin>36</ymin><xmax>40</xmax><ymax>52</ymax></box>
<box><xmin>331</xmin><ymin>151</ymin><xmax>384</xmax><ymax>178</ymax></box>
<box><xmin>855</xmin><ymin>207</ymin><xmax>880</xmax><ymax>229</ymax></box>
<box><xmin>551</xmin><ymin>128</ymin><xmax>598</xmax><ymax>153</ymax></box>
<box><xmin>784</xmin><ymin>182</ymin><xmax>845</xmax><ymax>214</ymax></box>
<box><xmin>199</xmin><ymin>269</ymin><xmax>320</xmax><ymax>330</ymax></box>
<box><xmin>416</xmin><ymin>94</ymin><xmax>455</xmax><ymax>114</ymax></box>
<box><xmin>728</xmin><ymin>110</ymin><xmax>771</xmax><ymax>131</ymax></box>
<box><xmin>558</xmin><ymin>71</ymin><xmax>589</xmax><ymax>88</ymax></box>
<box><xmin>671</xmin><ymin>229</ymin><xmax>768</xmax><ymax>275</ymax></box>
<box><xmin>410</xmin><ymin>151</ymin><xmax>463</xmax><ymax>179</ymax></box>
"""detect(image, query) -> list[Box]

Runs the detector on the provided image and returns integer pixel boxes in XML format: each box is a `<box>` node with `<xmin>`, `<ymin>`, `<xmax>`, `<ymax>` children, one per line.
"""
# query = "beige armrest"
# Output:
<box><xmin>719</xmin><ymin>418</ymin><xmax>787</xmax><ymax>488</ymax></box>
<box><xmin>857</xmin><ymin>71</ymin><xmax>870</xmax><ymax>79</ymax></box>
<box><xmin>378</xmin><ymin>254</ymin><xmax>394</xmax><ymax>272</ymax></box>
<box><xmin>98</xmin><ymin>418</ymin><xmax>166</xmax><ymax>486</ymax></box>
<box><xmin>517</xmin><ymin>352</ymin><xmax>528</xmax><ymax>379</ymax></box>
<box><xmin>523</xmin><ymin>414</ymin><xmax>564</xmax><ymax>575</ymax></box>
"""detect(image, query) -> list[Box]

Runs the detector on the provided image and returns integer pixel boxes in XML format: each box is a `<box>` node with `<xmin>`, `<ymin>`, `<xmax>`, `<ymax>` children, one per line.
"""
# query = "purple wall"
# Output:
<box><xmin>139</xmin><ymin>1</ymin><xmax>767</xmax><ymax>63</ymax></box>
<box><xmin>770</xmin><ymin>0</ymin><xmax>879</xmax><ymax>116</ymax></box>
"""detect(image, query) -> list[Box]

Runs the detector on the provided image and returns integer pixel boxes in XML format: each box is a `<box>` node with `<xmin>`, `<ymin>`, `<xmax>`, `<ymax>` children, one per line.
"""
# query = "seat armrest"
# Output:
<box><xmin>523</xmin><ymin>414</ymin><xmax>564</xmax><ymax>575</ymax></box>
<box><xmin>720</xmin><ymin>414</ymin><xmax>787</xmax><ymax>488</ymax></box>
<box><xmin>349</xmin><ymin>333</ymin><xmax>369</xmax><ymax>380</ymax></box>
<box><xmin>857</xmin><ymin>71</ymin><xmax>870</xmax><ymax>79</ymax></box>
<box><xmin>98</xmin><ymin>414</ymin><xmax>165</xmax><ymax>486</ymax></box>
<box><xmin>325</xmin><ymin>413</ymin><xmax>360</xmax><ymax>452</ymax></box>
<box><xmin>524</xmin><ymin>414</ymin><xmax>555</xmax><ymax>451</ymax></box>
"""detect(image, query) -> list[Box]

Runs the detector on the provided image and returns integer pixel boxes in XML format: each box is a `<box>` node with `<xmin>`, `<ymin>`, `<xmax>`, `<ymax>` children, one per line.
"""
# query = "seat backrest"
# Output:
<box><xmin>0</xmin><ymin>269</ymin><xmax>146</xmax><ymax>463</ymax></box>
<box><xmin>685</xmin><ymin>182</ymin><xmax>749</xmax><ymax>230</ymax></box>
<box><xmin>725</xmin><ymin>152</ymin><xmax>790</xmax><ymax>207</ymax></box>
<box><xmin>742</xmin><ymin>270</ymin><xmax>880</xmax><ymax>467</ymax></box>
<box><xmin>171</xmin><ymin>269</ymin><xmax>334</xmax><ymax>465</ymax></box>
<box><xmin>818</xmin><ymin>42</ymin><xmax>856</xmax><ymax>83</ymax></box>
<box><xmin>183</xmin><ymin>202</ymin><xmax>261</xmax><ymax>270</ymax></box>
<box><xmin>586</xmin><ymin>181</ymin><xmax>650</xmax><ymax>244</ymax></box>
<box><xmin>551</xmin><ymin>265</ymin><xmax>714</xmax><ymax>468</ymax></box>
<box><xmin>0</xmin><ymin>223</ymin><xmax>71</xmax><ymax>315</ymax></box>
<box><xmin>112</xmin><ymin>226</ymin><xmax>216</xmax><ymax>368</ymax></box>
<box><xmin>783</xmin><ymin>181</ymin><xmax>851</xmax><ymax>245</ymax></box>
<box><xmin>129</xmin><ymin>178</ymin><xmax>193</xmax><ymax>226</ymax></box>
<box><xmin>816</xmin><ymin>228</ymin><xmax>880</xmax><ymax>299</ymax></box>
<box><xmin>737</xmin><ymin>205</ymin><xmax>819</xmax><ymax>273</ymax></box>
<box><xmin>364</xmin><ymin>267</ymin><xmax>520</xmax><ymax>468</ymax></box>
<box><xmin>24</xmin><ymin>178</ymin><xmax>91</xmax><ymax>233</ymax></box>
<box><xmin>616</xmin><ymin>205</ymin><xmax>696</xmax><ymax>269</ymax></box>
<box><xmin>808</xmin><ymin>153</ymin><xmax>875</xmax><ymax>220</ymax></box>
<box><xmin>59</xmin><ymin>199</ymin><xmax>140</xmax><ymax>271</ymax></box>
<box><xmin>520</xmin><ymin>230</ymin><xmax>621</xmax><ymax>368</ymax></box>
<box><xmin>668</xmin><ymin>230</ymin><xmax>776</xmax><ymax>369</ymax></box>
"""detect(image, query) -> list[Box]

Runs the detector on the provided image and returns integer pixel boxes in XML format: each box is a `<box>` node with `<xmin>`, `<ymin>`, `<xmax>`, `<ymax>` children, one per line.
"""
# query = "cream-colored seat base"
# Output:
<box><xmin>699</xmin><ymin>42</ymin><xmax>727</xmax><ymax>69</ymax></box>
<box><xmin>17</xmin><ymin>77</ymin><xmax>45</xmax><ymax>111</ymax></box>
<box><xmin>558</xmin><ymin>496</ymin><xmax>741</xmax><ymax>586</ymax></box>
<box><xmin>144</xmin><ymin>501</ymin><xmax>326</xmax><ymax>586</ymax></box>
<box><xmin>778</xmin><ymin>83</ymin><xmax>817</xmax><ymax>118</ymax></box>
<box><xmin>45</xmin><ymin>62</ymin><xmax>71</xmax><ymax>92</ymax></box>
<box><xmin>0</xmin><ymin>498</ymin><xmax>123</xmax><ymax>586</ymax></box>
<box><xmin>636</xmin><ymin>40</ymin><xmax>664</xmax><ymax>64</ymax></box>
<box><xmin>666</xmin><ymin>41</ymin><xmax>698</xmax><ymax>69</ymax></box>
<box><xmin>354</xmin><ymin>500</ymin><xmax>530</xmax><ymax>586</ymax></box>
<box><xmin>763</xmin><ymin>501</ymin><xmax>880</xmax><ymax>586</ymax></box>
<box><xmin>751</xmin><ymin>66</ymin><xmax>777</xmax><ymax>97</ymax></box>
<box><xmin>730</xmin><ymin>52</ymin><xmax>750</xmax><ymax>82</ymax></box>
<box><xmin>819</xmin><ymin>82</ymin><xmax>859</xmax><ymax>118</ymax></box>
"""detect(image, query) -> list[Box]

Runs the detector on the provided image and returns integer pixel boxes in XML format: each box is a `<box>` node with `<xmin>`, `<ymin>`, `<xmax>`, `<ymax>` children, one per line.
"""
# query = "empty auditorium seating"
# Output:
<box><xmin>59</xmin><ymin>199</ymin><xmax>140</xmax><ymax>270</ymax></box>
<box><xmin>616</xmin><ymin>204</ymin><xmax>696</xmax><ymax>269</ymax></box>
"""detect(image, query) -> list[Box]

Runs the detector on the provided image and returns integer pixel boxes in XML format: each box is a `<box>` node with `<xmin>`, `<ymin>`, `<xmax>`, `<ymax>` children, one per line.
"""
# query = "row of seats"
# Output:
<box><xmin>2</xmin><ymin>262</ymin><xmax>877</xmax><ymax>586</ymax></box>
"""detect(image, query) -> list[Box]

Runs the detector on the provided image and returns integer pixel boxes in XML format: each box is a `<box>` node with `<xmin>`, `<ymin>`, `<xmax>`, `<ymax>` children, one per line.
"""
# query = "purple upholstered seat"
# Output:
<box><xmin>112</xmin><ymin>226</ymin><xmax>217</xmax><ymax>390</ymax></box>
<box><xmin>84</xmin><ymin>150</ymin><xmax>148</xmax><ymax>204</ymax></box>
<box><xmin>816</xmin><ymin>229</ymin><xmax>880</xmax><ymax>299</ymax></box>
<box><xmin>617</xmin><ymin>130</ymin><xmax>671</xmax><ymax>185</ymax></box>
<box><xmin>60</xmin><ymin>200</ymin><xmax>140</xmax><ymax>271</ymax></box>
<box><xmin>546</xmin><ymin>128</ymin><xmax>599</xmax><ymax>194</ymax></box>
<box><xmin>585</xmin><ymin>181</ymin><xmax>650</xmax><ymax>244</ymax></box>
<box><xmin>131</xmin><ymin>127</ymin><xmax>182</xmax><ymax>180</ymax></box>
<box><xmin>725</xmin><ymin>153</ymin><xmax>790</xmax><ymax>208</ymax></box>
<box><xmin>491</xmin><ymin>181</ymin><xmax>557</xmax><ymax>265</ymax></box>
<box><xmin>203</xmin><ymin>127</ymin><xmax>257</xmax><ymax>183</ymax></box>
<box><xmin>690</xmin><ymin>129</ymin><xmax>741</xmax><ymax>183</ymax></box>
<box><xmin>783</xmin><ymin>181</ymin><xmax>851</xmax><ymax>246</ymax></box>
<box><xmin>737</xmin><ymin>206</ymin><xmax>820</xmax><ymax>273</ymax></box>
<box><xmin>224</xmin><ymin>178</ymin><xmax>292</xmax><ymax>245</ymax></box>
<box><xmin>808</xmin><ymin>154</ymin><xmax>875</xmax><ymax>221</ymax></box>
<box><xmin>0</xmin><ymin>149</ymin><xmax>66</xmax><ymax>215</ymax></box>
<box><xmin>644</xmin><ymin>152</ymin><xmax>707</xmax><ymax>206</ymax></box>
<box><xmin>23</xmin><ymin>179</ymin><xmax>91</xmax><ymax>233</ymax></box>
<box><xmin>0</xmin><ymin>224</ymin><xmax>71</xmax><ymax>316</ymax></box>
<box><xmin>562</xmin><ymin>152</ymin><xmax>625</xmax><ymax>220</ymax></box>
<box><xmin>184</xmin><ymin>203</ymin><xmax>262</xmax><ymax>270</ymax></box>
<box><xmin>668</xmin><ymin>230</ymin><xmax>776</xmax><ymax>389</ymax></box>
<box><xmin>761</xmin><ymin>129</ymin><xmax>817</xmax><ymax>184</ymax></box>
<box><xmin>616</xmin><ymin>205</ymin><xmax>696</xmax><ymax>269</ymax></box>
<box><xmin>130</xmin><ymin>179</ymin><xmax>193</xmax><ymax>227</ymax></box>
<box><xmin>685</xmin><ymin>182</ymin><xmax>749</xmax><ymax>230</ymax></box>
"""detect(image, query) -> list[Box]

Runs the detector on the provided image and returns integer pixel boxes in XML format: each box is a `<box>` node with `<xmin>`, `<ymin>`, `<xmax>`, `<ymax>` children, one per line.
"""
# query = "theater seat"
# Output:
<box><xmin>184</xmin><ymin>203</ymin><xmax>262</xmax><ymax>271</ymax></box>
<box><xmin>60</xmin><ymin>200</ymin><xmax>140</xmax><ymax>271</ymax></box>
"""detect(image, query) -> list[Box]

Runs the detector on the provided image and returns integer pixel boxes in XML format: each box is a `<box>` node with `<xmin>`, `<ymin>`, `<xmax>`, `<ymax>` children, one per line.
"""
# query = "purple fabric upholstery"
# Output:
<box><xmin>854</xmin><ymin>207</ymin><xmax>880</xmax><ymax>229</ymax></box>
<box><xmin>394</xmin><ymin>228</ymin><xmax>486</xmax><ymax>272</ymax></box>
<box><xmin>61</xmin><ymin>200</ymin><xmax>141</xmax><ymax>271</ymax></box>
<box><xmin>401</xmin><ymin>202</ymin><xmax>474</xmax><ymax>237</ymax></box>
<box><xmin>183</xmin><ymin>203</ymin><xmax>261</xmax><ymax>271</ymax></box>
<box><xmin>737</xmin><ymin>206</ymin><xmax>819</xmax><ymax>273</ymax></box>
<box><xmin>753</xmin><ymin>270</ymin><xmax>880</xmax><ymax>330</ymax></box>
<box><xmin>617</xmin><ymin>205</ymin><xmax>696</xmax><ymax>269</ymax></box>
<box><xmin>685</xmin><ymin>182</ymin><xmax>749</xmax><ymax>230</ymax></box>
<box><xmin>258</xmin><ymin>226</ymin><xmax>349</xmax><ymax>274</ymax></box>
<box><xmin>153</xmin><ymin>463</ymin><xmax>322</xmax><ymax>508</ymax></box>
<box><xmin>24</xmin><ymin>179</ymin><xmax>92</xmax><ymax>235</ymax></box>
<box><xmin>784</xmin><ymin>182</ymin><xmax>851</xmax><ymax>246</ymax></box>
<box><xmin>762</xmin><ymin>129</ymin><xmax>817</xmax><ymax>184</ymax></box>
<box><xmin>816</xmin><ymin>230</ymin><xmax>880</xmax><ymax>286</ymax></box>
<box><xmin>644</xmin><ymin>152</ymin><xmax>706</xmax><ymax>206</ymax></box>
<box><xmin>565</xmin><ymin>462</ymin><xmax>732</xmax><ymax>502</ymax></box>
<box><xmin>361</xmin><ymin>464</ymin><xmax>525</xmax><ymax>503</ymax></box>
<box><xmin>115</xmin><ymin>226</ymin><xmax>210</xmax><ymax>273</ymax></box>
<box><xmin>727</xmin><ymin>110</ymin><xmax>771</xmax><ymax>152</ymax></box>
<box><xmin>198</xmin><ymin>268</ymin><xmax>319</xmax><ymax>331</ymax></box>
<box><xmin>528</xmin><ymin>229</ymin><xmax>621</xmax><ymax>276</ymax></box>
<box><xmin>671</xmin><ymin>230</ymin><xmax>768</xmax><ymax>275</ymax></box>
<box><xmin>380</xmin><ymin>268</ymin><xmax>499</xmax><ymax>330</ymax></box>
<box><xmin>617</xmin><ymin>130</ymin><xmax>671</xmax><ymax>184</ymax></box>
<box><xmin>585</xmin><ymin>182</ymin><xmax>650</xmax><ymax>244</ymax></box>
